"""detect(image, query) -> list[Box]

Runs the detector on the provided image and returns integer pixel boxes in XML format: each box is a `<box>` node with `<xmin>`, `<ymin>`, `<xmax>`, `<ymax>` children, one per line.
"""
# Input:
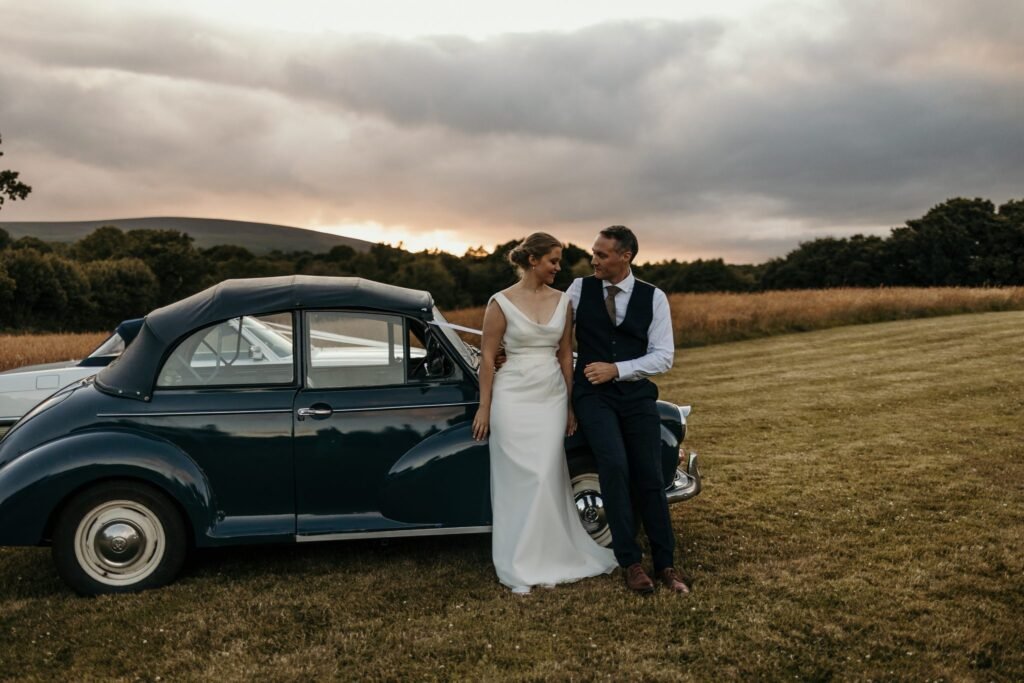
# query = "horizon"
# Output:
<box><xmin>3</xmin><ymin>213</ymin><xmax>769</xmax><ymax>264</ymax></box>
<box><xmin>1</xmin><ymin>0</ymin><xmax>1021</xmax><ymax>262</ymax></box>
<box><xmin>2</xmin><ymin>196</ymin><xmax>1018</xmax><ymax>266</ymax></box>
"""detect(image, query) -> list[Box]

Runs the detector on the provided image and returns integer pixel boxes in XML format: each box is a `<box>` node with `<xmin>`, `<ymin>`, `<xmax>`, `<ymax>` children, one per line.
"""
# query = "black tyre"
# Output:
<box><xmin>567</xmin><ymin>457</ymin><xmax>613</xmax><ymax>548</ymax></box>
<box><xmin>52</xmin><ymin>481</ymin><xmax>187</xmax><ymax>596</ymax></box>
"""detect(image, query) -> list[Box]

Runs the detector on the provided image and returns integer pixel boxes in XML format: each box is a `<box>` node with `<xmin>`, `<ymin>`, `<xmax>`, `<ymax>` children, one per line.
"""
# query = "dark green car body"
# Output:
<box><xmin>0</xmin><ymin>276</ymin><xmax>700</xmax><ymax>560</ymax></box>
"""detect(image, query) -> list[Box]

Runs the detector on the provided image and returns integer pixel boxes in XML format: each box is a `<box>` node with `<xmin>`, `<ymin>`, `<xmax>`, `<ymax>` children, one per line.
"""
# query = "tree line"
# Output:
<box><xmin>0</xmin><ymin>196</ymin><xmax>1022</xmax><ymax>332</ymax></box>
<box><xmin>760</xmin><ymin>198</ymin><xmax>1024</xmax><ymax>289</ymax></box>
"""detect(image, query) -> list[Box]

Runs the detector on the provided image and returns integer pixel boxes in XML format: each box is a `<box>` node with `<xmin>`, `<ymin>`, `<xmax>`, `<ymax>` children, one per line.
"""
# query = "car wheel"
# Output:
<box><xmin>568</xmin><ymin>457</ymin><xmax>613</xmax><ymax>548</ymax></box>
<box><xmin>52</xmin><ymin>481</ymin><xmax>187</xmax><ymax>595</ymax></box>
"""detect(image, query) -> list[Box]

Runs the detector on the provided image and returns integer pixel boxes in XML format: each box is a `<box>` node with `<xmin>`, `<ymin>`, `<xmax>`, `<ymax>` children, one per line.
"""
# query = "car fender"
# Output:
<box><xmin>381</xmin><ymin>399</ymin><xmax>691</xmax><ymax>527</ymax></box>
<box><xmin>564</xmin><ymin>399</ymin><xmax>687</xmax><ymax>486</ymax></box>
<box><xmin>0</xmin><ymin>428</ymin><xmax>215</xmax><ymax>546</ymax></box>
<box><xmin>380</xmin><ymin>422</ymin><xmax>491</xmax><ymax>527</ymax></box>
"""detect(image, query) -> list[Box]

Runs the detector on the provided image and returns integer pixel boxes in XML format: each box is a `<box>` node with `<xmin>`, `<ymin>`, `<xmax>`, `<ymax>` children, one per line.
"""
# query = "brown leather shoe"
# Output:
<box><xmin>658</xmin><ymin>568</ymin><xmax>691</xmax><ymax>594</ymax></box>
<box><xmin>625</xmin><ymin>563</ymin><xmax>655</xmax><ymax>594</ymax></box>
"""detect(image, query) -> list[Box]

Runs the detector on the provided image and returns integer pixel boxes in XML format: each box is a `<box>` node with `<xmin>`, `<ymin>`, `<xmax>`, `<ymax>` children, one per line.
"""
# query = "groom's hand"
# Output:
<box><xmin>583</xmin><ymin>362</ymin><xmax>619</xmax><ymax>385</ymax></box>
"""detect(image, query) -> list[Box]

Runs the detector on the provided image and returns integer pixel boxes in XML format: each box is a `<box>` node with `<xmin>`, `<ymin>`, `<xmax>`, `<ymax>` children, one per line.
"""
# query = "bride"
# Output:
<box><xmin>472</xmin><ymin>233</ymin><xmax>616</xmax><ymax>593</ymax></box>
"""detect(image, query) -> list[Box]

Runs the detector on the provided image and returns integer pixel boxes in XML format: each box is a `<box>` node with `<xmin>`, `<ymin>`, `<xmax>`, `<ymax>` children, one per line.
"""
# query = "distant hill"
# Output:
<box><xmin>0</xmin><ymin>217</ymin><xmax>373</xmax><ymax>255</ymax></box>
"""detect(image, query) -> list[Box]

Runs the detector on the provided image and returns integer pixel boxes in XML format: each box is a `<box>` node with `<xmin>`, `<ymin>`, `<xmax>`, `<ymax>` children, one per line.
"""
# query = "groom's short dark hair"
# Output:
<box><xmin>600</xmin><ymin>225</ymin><xmax>638</xmax><ymax>261</ymax></box>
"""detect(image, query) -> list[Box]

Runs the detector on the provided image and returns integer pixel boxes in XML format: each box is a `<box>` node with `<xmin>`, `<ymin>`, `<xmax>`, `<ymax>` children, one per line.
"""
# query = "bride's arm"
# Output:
<box><xmin>472</xmin><ymin>300</ymin><xmax>506</xmax><ymax>441</ymax></box>
<box><xmin>557</xmin><ymin>301</ymin><xmax>577</xmax><ymax>436</ymax></box>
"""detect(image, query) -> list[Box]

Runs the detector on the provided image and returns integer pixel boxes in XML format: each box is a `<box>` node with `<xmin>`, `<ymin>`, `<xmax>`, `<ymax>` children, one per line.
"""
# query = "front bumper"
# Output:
<box><xmin>665</xmin><ymin>452</ymin><xmax>702</xmax><ymax>504</ymax></box>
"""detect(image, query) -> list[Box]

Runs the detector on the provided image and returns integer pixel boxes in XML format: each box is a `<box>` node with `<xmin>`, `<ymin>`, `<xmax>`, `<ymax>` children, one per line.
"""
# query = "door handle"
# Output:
<box><xmin>296</xmin><ymin>406</ymin><xmax>333</xmax><ymax>420</ymax></box>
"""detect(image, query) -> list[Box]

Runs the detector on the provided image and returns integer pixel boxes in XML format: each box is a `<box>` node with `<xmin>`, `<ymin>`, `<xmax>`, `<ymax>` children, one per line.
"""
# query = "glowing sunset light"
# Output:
<box><xmin>312</xmin><ymin>222</ymin><xmax>474</xmax><ymax>256</ymax></box>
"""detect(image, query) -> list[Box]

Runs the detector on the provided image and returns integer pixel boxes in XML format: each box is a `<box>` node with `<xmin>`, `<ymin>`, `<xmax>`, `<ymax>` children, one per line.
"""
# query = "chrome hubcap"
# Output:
<box><xmin>95</xmin><ymin>521</ymin><xmax>143</xmax><ymax>566</ymax></box>
<box><xmin>74</xmin><ymin>500</ymin><xmax>166</xmax><ymax>586</ymax></box>
<box><xmin>570</xmin><ymin>473</ymin><xmax>612</xmax><ymax>547</ymax></box>
<box><xmin>575</xmin><ymin>491</ymin><xmax>605</xmax><ymax>531</ymax></box>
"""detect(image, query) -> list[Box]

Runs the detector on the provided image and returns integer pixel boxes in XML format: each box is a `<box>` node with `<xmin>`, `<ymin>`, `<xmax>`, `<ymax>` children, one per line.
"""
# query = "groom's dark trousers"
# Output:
<box><xmin>572</xmin><ymin>276</ymin><xmax>675</xmax><ymax>571</ymax></box>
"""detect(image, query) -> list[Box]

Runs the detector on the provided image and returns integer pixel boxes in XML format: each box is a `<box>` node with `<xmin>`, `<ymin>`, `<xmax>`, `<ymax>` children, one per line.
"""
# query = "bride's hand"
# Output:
<box><xmin>566</xmin><ymin>409</ymin><xmax>577</xmax><ymax>437</ymax></box>
<box><xmin>472</xmin><ymin>406</ymin><xmax>490</xmax><ymax>441</ymax></box>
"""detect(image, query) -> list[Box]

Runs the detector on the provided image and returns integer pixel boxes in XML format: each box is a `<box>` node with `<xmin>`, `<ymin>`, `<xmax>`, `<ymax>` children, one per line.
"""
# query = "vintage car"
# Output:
<box><xmin>0</xmin><ymin>319</ymin><xmax>143</xmax><ymax>432</ymax></box>
<box><xmin>0</xmin><ymin>276</ymin><xmax>701</xmax><ymax>595</ymax></box>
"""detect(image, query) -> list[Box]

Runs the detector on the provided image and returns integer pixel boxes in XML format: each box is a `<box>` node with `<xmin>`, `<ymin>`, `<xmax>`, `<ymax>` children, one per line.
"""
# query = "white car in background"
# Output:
<box><xmin>0</xmin><ymin>319</ymin><xmax>143</xmax><ymax>430</ymax></box>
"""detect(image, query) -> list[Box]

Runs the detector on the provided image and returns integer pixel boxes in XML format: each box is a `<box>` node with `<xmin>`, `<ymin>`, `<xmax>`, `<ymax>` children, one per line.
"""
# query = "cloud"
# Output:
<box><xmin>1</xmin><ymin>0</ymin><xmax>1022</xmax><ymax>262</ymax></box>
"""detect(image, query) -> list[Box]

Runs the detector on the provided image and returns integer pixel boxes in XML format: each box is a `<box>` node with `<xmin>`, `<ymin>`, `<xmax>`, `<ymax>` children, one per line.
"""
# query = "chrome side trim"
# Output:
<box><xmin>329</xmin><ymin>401</ymin><xmax>477</xmax><ymax>414</ymax></box>
<box><xmin>96</xmin><ymin>408</ymin><xmax>293</xmax><ymax>418</ymax></box>
<box><xmin>295</xmin><ymin>525</ymin><xmax>492</xmax><ymax>543</ymax></box>
<box><xmin>97</xmin><ymin>402</ymin><xmax>477</xmax><ymax>419</ymax></box>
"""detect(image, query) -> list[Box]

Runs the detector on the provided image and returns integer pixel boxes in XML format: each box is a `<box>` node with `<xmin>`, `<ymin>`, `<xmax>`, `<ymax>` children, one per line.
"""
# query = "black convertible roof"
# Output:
<box><xmin>96</xmin><ymin>276</ymin><xmax>434</xmax><ymax>401</ymax></box>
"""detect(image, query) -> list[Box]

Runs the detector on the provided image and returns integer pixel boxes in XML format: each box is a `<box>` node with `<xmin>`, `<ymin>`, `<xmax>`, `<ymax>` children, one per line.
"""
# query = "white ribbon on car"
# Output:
<box><xmin>428</xmin><ymin>320</ymin><xmax>481</xmax><ymax>336</ymax></box>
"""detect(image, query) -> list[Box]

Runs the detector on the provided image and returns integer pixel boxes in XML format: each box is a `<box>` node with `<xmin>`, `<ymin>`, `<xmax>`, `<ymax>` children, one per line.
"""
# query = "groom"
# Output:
<box><xmin>567</xmin><ymin>226</ymin><xmax>689</xmax><ymax>594</ymax></box>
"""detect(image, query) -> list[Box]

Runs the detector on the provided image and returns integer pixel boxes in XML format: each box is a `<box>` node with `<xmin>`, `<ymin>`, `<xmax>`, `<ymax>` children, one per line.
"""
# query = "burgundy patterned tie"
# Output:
<box><xmin>605</xmin><ymin>285</ymin><xmax>621</xmax><ymax>324</ymax></box>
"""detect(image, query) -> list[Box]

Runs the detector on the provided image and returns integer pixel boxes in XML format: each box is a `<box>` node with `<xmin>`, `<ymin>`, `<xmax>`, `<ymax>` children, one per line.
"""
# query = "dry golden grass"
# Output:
<box><xmin>445</xmin><ymin>286</ymin><xmax>1024</xmax><ymax>347</ymax></box>
<box><xmin>0</xmin><ymin>332</ymin><xmax>108</xmax><ymax>373</ymax></box>
<box><xmin>0</xmin><ymin>311</ymin><xmax>1021</xmax><ymax>680</ymax></box>
<box><xmin>669</xmin><ymin>286</ymin><xmax>1024</xmax><ymax>346</ymax></box>
<box><xmin>6</xmin><ymin>289</ymin><xmax>1018</xmax><ymax>370</ymax></box>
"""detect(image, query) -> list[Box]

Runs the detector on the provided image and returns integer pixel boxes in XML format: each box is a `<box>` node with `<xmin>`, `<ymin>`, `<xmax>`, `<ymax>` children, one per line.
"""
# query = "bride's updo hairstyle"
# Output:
<box><xmin>507</xmin><ymin>232</ymin><xmax>562</xmax><ymax>274</ymax></box>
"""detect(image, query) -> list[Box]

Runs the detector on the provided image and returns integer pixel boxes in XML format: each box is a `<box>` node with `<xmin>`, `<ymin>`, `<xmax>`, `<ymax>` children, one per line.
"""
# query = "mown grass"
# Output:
<box><xmin>445</xmin><ymin>286</ymin><xmax>1024</xmax><ymax>347</ymax></box>
<box><xmin>1</xmin><ymin>311</ymin><xmax>1022</xmax><ymax>680</ymax></box>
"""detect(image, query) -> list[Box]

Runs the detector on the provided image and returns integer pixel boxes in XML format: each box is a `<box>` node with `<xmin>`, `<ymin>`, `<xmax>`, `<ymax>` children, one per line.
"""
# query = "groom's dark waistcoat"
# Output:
<box><xmin>573</xmin><ymin>275</ymin><xmax>656</xmax><ymax>398</ymax></box>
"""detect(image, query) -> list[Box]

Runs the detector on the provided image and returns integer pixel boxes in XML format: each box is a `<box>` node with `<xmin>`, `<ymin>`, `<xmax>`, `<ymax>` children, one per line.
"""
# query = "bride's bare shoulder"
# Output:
<box><xmin>487</xmin><ymin>288</ymin><xmax>513</xmax><ymax>311</ymax></box>
<box><xmin>543</xmin><ymin>286</ymin><xmax>565</xmax><ymax>300</ymax></box>
<box><xmin>488</xmin><ymin>287</ymin><xmax>513</xmax><ymax>301</ymax></box>
<box><xmin>495</xmin><ymin>286</ymin><xmax>520</xmax><ymax>304</ymax></box>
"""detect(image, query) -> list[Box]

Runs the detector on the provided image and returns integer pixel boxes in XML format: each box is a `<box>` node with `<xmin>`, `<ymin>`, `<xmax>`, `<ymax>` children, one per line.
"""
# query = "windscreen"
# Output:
<box><xmin>431</xmin><ymin>306</ymin><xmax>480</xmax><ymax>371</ymax></box>
<box><xmin>87</xmin><ymin>333</ymin><xmax>125</xmax><ymax>358</ymax></box>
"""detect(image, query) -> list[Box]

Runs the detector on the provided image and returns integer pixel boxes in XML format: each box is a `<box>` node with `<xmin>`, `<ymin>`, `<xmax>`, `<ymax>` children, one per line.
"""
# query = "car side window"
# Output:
<box><xmin>157</xmin><ymin>313</ymin><xmax>295</xmax><ymax>388</ymax></box>
<box><xmin>306</xmin><ymin>312</ymin><xmax>405</xmax><ymax>389</ymax></box>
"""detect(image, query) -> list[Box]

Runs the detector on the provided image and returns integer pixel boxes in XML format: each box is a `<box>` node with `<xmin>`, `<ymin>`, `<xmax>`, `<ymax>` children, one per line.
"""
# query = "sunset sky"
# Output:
<box><xmin>1</xmin><ymin>0</ymin><xmax>1021</xmax><ymax>262</ymax></box>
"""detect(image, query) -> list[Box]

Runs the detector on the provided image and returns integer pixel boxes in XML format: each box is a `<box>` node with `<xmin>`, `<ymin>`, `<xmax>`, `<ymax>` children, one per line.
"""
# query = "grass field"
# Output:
<box><xmin>445</xmin><ymin>286</ymin><xmax>1024</xmax><ymax>347</ymax></box>
<box><xmin>1</xmin><ymin>311</ymin><xmax>1022</xmax><ymax>680</ymax></box>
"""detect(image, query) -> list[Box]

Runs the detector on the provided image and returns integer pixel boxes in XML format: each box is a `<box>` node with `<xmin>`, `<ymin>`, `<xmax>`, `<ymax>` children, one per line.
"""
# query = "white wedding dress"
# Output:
<box><xmin>488</xmin><ymin>291</ymin><xmax>617</xmax><ymax>592</ymax></box>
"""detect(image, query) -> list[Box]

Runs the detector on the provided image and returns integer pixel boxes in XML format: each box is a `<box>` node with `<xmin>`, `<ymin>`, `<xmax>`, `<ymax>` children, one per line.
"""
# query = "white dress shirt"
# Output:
<box><xmin>566</xmin><ymin>271</ymin><xmax>675</xmax><ymax>382</ymax></box>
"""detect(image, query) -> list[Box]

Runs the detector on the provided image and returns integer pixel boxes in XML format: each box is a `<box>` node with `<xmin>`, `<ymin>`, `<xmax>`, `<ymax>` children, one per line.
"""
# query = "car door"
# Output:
<box><xmin>293</xmin><ymin>310</ymin><xmax>487</xmax><ymax>539</ymax></box>
<box><xmin>128</xmin><ymin>312</ymin><xmax>299</xmax><ymax>541</ymax></box>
